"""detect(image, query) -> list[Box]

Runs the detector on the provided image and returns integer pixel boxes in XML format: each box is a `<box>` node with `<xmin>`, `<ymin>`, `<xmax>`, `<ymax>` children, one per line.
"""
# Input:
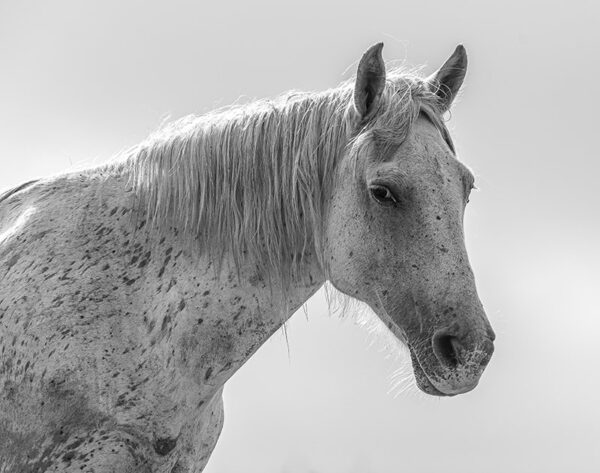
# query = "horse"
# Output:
<box><xmin>0</xmin><ymin>43</ymin><xmax>495</xmax><ymax>472</ymax></box>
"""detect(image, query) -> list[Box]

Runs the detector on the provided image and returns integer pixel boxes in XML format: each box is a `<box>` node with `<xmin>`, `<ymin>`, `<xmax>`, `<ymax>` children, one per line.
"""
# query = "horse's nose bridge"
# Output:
<box><xmin>458</xmin><ymin>306</ymin><xmax>494</xmax><ymax>342</ymax></box>
<box><xmin>435</xmin><ymin>296</ymin><xmax>494</xmax><ymax>347</ymax></box>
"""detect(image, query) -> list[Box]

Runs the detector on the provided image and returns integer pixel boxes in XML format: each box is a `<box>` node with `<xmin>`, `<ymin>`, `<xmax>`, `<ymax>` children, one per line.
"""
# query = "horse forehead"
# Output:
<box><xmin>408</xmin><ymin>120</ymin><xmax>470</xmax><ymax>180</ymax></box>
<box><xmin>398</xmin><ymin>135</ymin><xmax>461</xmax><ymax>183</ymax></box>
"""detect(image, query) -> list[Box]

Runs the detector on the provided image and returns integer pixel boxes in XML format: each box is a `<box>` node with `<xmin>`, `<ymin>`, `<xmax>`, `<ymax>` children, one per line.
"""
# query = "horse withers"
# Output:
<box><xmin>0</xmin><ymin>43</ymin><xmax>494</xmax><ymax>472</ymax></box>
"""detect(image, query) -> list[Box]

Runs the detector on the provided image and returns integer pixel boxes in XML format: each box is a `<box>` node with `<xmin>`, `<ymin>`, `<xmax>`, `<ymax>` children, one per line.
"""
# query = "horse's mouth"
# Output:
<box><xmin>408</xmin><ymin>347</ymin><xmax>453</xmax><ymax>397</ymax></box>
<box><xmin>384</xmin><ymin>315</ymin><xmax>479</xmax><ymax>397</ymax></box>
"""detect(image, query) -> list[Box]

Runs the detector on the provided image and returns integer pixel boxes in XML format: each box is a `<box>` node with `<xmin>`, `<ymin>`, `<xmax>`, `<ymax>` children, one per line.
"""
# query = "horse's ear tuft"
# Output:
<box><xmin>426</xmin><ymin>45</ymin><xmax>468</xmax><ymax>112</ymax></box>
<box><xmin>353</xmin><ymin>42</ymin><xmax>386</xmax><ymax>123</ymax></box>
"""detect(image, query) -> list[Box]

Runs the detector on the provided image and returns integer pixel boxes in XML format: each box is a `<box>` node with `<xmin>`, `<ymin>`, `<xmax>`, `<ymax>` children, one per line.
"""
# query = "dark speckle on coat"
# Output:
<box><xmin>154</xmin><ymin>437</ymin><xmax>177</xmax><ymax>456</ymax></box>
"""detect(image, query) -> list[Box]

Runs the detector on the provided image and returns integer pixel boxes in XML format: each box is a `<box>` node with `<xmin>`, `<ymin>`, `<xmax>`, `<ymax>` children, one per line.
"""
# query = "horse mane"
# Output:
<box><xmin>125</xmin><ymin>67</ymin><xmax>443</xmax><ymax>290</ymax></box>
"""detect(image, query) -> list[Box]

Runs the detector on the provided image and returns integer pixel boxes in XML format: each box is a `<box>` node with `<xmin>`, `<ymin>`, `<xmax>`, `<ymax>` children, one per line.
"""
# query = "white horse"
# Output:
<box><xmin>0</xmin><ymin>43</ymin><xmax>495</xmax><ymax>472</ymax></box>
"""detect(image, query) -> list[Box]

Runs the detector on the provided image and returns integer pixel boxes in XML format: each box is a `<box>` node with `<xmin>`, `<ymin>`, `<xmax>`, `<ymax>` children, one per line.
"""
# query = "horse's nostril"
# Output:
<box><xmin>432</xmin><ymin>333</ymin><xmax>462</xmax><ymax>368</ymax></box>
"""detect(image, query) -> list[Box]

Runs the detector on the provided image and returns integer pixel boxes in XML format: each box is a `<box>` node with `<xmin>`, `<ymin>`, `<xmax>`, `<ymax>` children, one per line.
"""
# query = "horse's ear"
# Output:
<box><xmin>426</xmin><ymin>45</ymin><xmax>468</xmax><ymax>112</ymax></box>
<box><xmin>353</xmin><ymin>42</ymin><xmax>386</xmax><ymax>122</ymax></box>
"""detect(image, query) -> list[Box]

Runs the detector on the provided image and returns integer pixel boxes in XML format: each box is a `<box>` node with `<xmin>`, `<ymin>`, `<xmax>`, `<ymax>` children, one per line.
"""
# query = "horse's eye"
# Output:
<box><xmin>370</xmin><ymin>185</ymin><xmax>397</xmax><ymax>205</ymax></box>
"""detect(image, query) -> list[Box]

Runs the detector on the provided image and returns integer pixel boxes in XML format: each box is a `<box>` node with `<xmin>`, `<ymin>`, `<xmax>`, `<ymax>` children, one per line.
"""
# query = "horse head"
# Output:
<box><xmin>325</xmin><ymin>44</ymin><xmax>495</xmax><ymax>396</ymax></box>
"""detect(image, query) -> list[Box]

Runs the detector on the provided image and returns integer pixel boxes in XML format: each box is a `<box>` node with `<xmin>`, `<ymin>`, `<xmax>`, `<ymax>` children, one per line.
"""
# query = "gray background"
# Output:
<box><xmin>1</xmin><ymin>1</ymin><xmax>599</xmax><ymax>471</ymax></box>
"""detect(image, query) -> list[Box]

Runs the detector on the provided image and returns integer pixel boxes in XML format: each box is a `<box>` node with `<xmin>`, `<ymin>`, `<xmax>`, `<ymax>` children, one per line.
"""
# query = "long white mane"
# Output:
<box><xmin>125</xmin><ymin>68</ymin><xmax>443</xmax><ymax>289</ymax></box>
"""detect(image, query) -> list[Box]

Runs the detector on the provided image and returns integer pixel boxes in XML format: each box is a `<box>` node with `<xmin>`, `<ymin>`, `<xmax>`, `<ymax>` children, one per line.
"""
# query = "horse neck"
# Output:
<box><xmin>115</xmin><ymin>94</ymin><xmax>350</xmax><ymax>389</ymax></box>
<box><xmin>131</xmin><ymin>221</ymin><xmax>325</xmax><ymax>396</ymax></box>
<box><xmin>97</xmin><ymin>163</ymin><xmax>326</xmax><ymax>395</ymax></box>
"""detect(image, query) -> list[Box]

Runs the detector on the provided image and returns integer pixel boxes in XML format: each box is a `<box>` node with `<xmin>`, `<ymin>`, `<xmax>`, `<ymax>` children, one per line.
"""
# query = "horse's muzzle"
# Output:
<box><xmin>410</xmin><ymin>328</ymin><xmax>495</xmax><ymax>396</ymax></box>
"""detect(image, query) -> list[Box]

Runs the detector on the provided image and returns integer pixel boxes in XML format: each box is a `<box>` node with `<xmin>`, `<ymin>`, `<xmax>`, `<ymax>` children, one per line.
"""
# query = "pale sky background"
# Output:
<box><xmin>1</xmin><ymin>1</ymin><xmax>599</xmax><ymax>472</ymax></box>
